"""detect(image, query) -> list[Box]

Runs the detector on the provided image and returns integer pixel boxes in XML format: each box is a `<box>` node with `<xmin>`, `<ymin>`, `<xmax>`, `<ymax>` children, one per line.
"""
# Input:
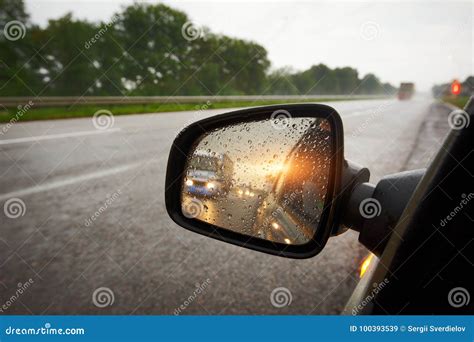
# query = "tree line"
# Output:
<box><xmin>0</xmin><ymin>0</ymin><xmax>396</xmax><ymax>97</ymax></box>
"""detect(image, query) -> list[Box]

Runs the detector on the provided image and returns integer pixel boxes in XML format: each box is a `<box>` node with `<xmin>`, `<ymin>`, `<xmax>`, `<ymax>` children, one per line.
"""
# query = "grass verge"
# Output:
<box><xmin>0</xmin><ymin>97</ymin><xmax>379</xmax><ymax>123</ymax></box>
<box><xmin>442</xmin><ymin>96</ymin><xmax>470</xmax><ymax>109</ymax></box>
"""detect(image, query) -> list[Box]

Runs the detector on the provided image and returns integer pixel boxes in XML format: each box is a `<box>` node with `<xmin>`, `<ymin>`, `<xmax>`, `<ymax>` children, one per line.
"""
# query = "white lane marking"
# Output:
<box><xmin>0</xmin><ymin>161</ymin><xmax>142</xmax><ymax>201</ymax></box>
<box><xmin>342</xmin><ymin>101</ymin><xmax>395</xmax><ymax>118</ymax></box>
<box><xmin>343</xmin><ymin>109</ymin><xmax>379</xmax><ymax>118</ymax></box>
<box><xmin>0</xmin><ymin>128</ymin><xmax>121</xmax><ymax>145</ymax></box>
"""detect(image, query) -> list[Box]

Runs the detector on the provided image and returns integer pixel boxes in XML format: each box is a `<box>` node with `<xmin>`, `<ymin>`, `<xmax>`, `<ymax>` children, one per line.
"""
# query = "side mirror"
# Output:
<box><xmin>165</xmin><ymin>104</ymin><xmax>344</xmax><ymax>258</ymax></box>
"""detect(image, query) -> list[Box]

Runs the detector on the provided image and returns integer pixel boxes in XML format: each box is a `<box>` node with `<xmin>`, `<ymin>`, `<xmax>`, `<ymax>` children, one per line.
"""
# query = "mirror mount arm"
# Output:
<box><xmin>341</xmin><ymin>169</ymin><xmax>426</xmax><ymax>257</ymax></box>
<box><xmin>331</xmin><ymin>160</ymin><xmax>371</xmax><ymax>236</ymax></box>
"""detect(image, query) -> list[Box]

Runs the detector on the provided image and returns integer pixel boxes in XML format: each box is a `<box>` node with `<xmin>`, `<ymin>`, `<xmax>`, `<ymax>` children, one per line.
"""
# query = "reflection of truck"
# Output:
<box><xmin>185</xmin><ymin>150</ymin><xmax>234</xmax><ymax>197</ymax></box>
<box><xmin>398</xmin><ymin>82</ymin><xmax>415</xmax><ymax>100</ymax></box>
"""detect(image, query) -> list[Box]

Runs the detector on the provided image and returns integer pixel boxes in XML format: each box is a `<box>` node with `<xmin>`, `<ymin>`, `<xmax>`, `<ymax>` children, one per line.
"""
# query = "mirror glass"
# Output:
<box><xmin>181</xmin><ymin>116</ymin><xmax>333</xmax><ymax>245</ymax></box>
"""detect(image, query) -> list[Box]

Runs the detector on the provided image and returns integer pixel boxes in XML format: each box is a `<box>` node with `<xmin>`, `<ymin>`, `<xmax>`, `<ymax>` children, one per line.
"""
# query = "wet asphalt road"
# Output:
<box><xmin>0</xmin><ymin>97</ymin><xmax>443</xmax><ymax>314</ymax></box>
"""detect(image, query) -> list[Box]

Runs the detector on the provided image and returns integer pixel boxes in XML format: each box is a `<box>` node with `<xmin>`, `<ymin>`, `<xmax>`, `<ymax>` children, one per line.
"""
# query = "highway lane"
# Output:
<box><xmin>0</xmin><ymin>97</ymin><xmax>441</xmax><ymax>314</ymax></box>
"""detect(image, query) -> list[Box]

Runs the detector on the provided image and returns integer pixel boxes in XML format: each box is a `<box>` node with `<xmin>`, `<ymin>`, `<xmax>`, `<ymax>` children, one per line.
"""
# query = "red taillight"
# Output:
<box><xmin>451</xmin><ymin>80</ymin><xmax>461</xmax><ymax>95</ymax></box>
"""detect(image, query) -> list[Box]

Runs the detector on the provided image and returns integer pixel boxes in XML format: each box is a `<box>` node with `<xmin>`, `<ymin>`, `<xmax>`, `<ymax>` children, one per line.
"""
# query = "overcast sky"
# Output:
<box><xmin>25</xmin><ymin>0</ymin><xmax>473</xmax><ymax>91</ymax></box>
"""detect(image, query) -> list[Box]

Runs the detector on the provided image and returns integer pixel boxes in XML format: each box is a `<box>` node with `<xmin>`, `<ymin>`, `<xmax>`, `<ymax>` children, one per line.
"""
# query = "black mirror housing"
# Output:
<box><xmin>165</xmin><ymin>103</ymin><xmax>344</xmax><ymax>258</ymax></box>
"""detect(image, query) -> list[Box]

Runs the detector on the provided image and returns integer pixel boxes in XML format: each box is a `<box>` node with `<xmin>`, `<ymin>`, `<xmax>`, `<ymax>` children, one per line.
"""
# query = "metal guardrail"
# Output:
<box><xmin>0</xmin><ymin>95</ymin><xmax>390</xmax><ymax>108</ymax></box>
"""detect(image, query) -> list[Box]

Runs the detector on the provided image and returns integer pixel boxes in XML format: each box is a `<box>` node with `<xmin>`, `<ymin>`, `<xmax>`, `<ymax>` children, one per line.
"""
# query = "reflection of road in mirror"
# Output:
<box><xmin>181</xmin><ymin>117</ymin><xmax>333</xmax><ymax>245</ymax></box>
<box><xmin>182</xmin><ymin>189</ymin><xmax>264</xmax><ymax>233</ymax></box>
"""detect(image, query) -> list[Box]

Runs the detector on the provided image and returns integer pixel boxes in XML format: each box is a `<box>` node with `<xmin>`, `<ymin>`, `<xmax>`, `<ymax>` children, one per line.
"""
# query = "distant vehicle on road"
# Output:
<box><xmin>185</xmin><ymin>150</ymin><xmax>234</xmax><ymax>197</ymax></box>
<box><xmin>398</xmin><ymin>82</ymin><xmax>415</xmax><ymax>100</ymax></box>
<box><xmin>235</xmin><ymin>184</ymin><xmax>256</xmax><ymax>198</ymax></box>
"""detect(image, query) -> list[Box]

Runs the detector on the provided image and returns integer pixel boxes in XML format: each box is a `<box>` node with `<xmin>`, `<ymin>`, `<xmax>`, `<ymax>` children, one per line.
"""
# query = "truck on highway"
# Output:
<box><xmin>184</xmin><ymin>150</ymin><xmax>234</xmax><ymax>197</ymax></box>
<box><xmin>398</xmin><ymin>82</ymin><xmax>415</xmax><ymax>100</ymax></box>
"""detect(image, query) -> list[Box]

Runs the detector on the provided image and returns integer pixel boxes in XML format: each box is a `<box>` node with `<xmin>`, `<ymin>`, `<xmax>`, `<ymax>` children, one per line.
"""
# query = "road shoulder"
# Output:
<box><xmin>402</xmin><ymin>101</ymin><xmax>453</xmax><ymax>171</ymax></box>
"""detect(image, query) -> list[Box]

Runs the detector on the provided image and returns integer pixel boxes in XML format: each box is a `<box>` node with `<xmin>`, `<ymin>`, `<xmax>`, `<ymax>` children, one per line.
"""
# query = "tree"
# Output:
<box><xmin>35</xmin><ymin>14</ymin><xmax>98</xmax><ymax>96</ymax></box>
<box><xmin>267</xmin><ymin>64</ymin><xmax>394</xmax><ymax>96</ymax></box>
<box><xmin>266</xmin><ymin>67</ymin><xmax>299</xmax><ymax>95</ymax></box>
<box><xmin>0</xmin><ymin>0</ymin><xmax>42</xmax><ymax>96</ymax></box>
<box><xmin>358</xmin><ymin>73</ymin><xmax>387</xmax><ymax>94</ymax></box>
<box><xmin>333</xmin><ymin>67</ymin><xmax>359</xmax><ymax>94</ymax></box>
<box><xmin>0</xmin><ymin>1</ymin><xmax>396</xmax><ymax>97</ymax></box>
<box><xmin>107</xmin><ymin>3</ymin><xmax>190</xmax><ymax>96</ymax></box>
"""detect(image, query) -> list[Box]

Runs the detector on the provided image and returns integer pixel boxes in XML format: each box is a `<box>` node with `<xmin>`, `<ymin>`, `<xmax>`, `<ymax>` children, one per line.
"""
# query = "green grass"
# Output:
<box><xmin>0</xmin><ymin>97</ymin><xmax>378</xmax><ymax>123</ymax></box>
<box><xmin>442</xmin><ymin>96</ymin><xmax>470</xmax><ymax>109</ymax></box>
